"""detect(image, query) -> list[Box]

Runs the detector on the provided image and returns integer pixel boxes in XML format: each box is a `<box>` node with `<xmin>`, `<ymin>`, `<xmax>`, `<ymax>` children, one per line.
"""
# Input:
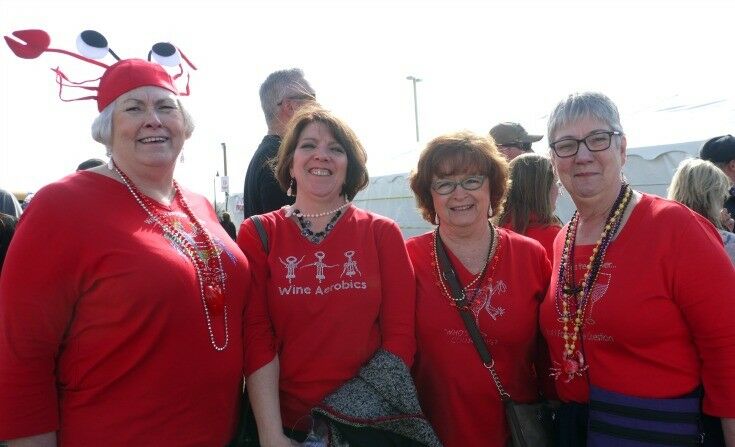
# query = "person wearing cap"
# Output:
<box><xmin>76</xmin><ymin>158</ymin><xmax>106</xmax><ymax>171</ymax></box>
<box><xmin>700</xmin><ymin>134</ymin><xmax>735</xmax><ymax>225</ymax></box>
<box><xmin>242</xmin><ymin>68</ymin><xmax>316</xmax><ymax>218</ymax></box>
<box><xmin>489</xmin><ymin>122</ymin><xmax>544</xmax><ymax>160</ymax></box>
<box><xmin>0</xmin><ymin>33</ymin><xmax>250</xmax><ymax>446</ymax></box>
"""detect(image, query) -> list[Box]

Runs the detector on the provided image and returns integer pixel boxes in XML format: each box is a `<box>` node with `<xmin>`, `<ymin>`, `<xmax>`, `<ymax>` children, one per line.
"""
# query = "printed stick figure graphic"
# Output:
<box><xmin>280</xmin><ymin>255</ymin><xmax>305</xmax><ymax>283</ymax></box>
<box><xmin>341</xmin><ymin>250</ymin><xmax>361</xmax><ymax>277</ymax></box>
<box><xmin>302</xmin><ymin>251</ymin><xmax>338</xmax><ymax>283</ymax></box>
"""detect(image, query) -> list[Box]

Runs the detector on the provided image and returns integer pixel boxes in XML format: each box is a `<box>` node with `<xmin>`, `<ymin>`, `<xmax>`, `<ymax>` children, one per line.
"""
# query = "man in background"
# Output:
<box><xmin>489</xmin><ymin>122</ymin><xmax>543</xmax><ymax>161</ymax></box>
<box><xmin>0</xmin><ymin>188</ymin><xmax>22</xmax><ymax>219</ymax></box>
<box><xmin>77</xmin><ymin>158</ymin><xmax>105</xmax><ymax>171</ymax></box>
<box><xmin>700</xmin><ymin>134</ymin><xmax>735</xmax><ymax>222</ymax></box>
<box><xmin>219</xmin><ymin>212</ymin><xmax>237</xmax><ymax>241</ymax></box>
<box><xmin>242</xmin><ymin>68</ymin><xmax>316</xmax><ymax>218</ymax></box>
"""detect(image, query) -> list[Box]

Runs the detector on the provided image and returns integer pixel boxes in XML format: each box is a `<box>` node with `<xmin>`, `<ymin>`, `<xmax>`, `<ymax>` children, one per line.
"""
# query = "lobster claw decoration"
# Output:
<box><xmin>5</xmin><ymin>29</ymin><xmax>52</xmax><ymax>59</ymax></box>
<box><xmin>3</xmin><ymin>28</ymin><xmax>196</xmax><ymax>108</ymax></box>
<box><xmin>4</xmin><ymin>29</ymin><xmax>109</xmax><ymax>68</ymax></box>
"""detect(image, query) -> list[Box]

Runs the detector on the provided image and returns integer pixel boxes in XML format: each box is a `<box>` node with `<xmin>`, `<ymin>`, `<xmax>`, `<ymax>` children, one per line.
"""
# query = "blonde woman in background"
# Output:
<box><xmin>668</xmin><ymin>157</ymin><xmax>735</xmax><ymax>264</ymax></box>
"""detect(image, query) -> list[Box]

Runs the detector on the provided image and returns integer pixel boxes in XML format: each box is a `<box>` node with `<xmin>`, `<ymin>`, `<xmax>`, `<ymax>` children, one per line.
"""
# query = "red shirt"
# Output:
<box><xmin>502</xmin><ymin>220</ymin><xmax>561</xmax><ymax>263</ymax></box>
<box><xmin>540</xmin><ymin>194</ymin><xmax>735</xmax><ymax>417</ymax></box>
<box><xmin>0</xmin><ymin>172</ymin><xmax>250</xmax><ymax>445</ymax></box>
<box><xmin>238</xmin><ymin>206</ymin><xmax>415</xmax><ymax>430</ymax></box>
<box><xmin>407</xmin><ymin>228</ymin><xmax>551</xmax><ymax>447</ymax></box>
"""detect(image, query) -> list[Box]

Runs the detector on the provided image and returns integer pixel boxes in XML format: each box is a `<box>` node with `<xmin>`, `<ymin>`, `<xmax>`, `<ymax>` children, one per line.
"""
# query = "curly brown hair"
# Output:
<box><xmin>409</xmin><ymin>131</ymin><xmax>509</xmax><ymax>224</ymax></box>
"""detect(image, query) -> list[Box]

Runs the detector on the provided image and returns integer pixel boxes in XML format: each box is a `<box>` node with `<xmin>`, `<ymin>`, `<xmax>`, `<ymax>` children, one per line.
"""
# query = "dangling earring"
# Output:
<box><xmin>106</xmin><ymin>149</ymin><xmax>114</xmax><ymax>170</ymax></box>
<box><xmin>179</xmin><ymin>151</ymin><xmax>185</xmax><ymax>163</ymax></box>
<box><xmin>287</xmin><ymin>179</ymin><xmax>295</xmax><ymax>197</ymax></box>
<box><xmin>488</xmin><ymin>204</ymin><xmax>494</xmax><ymax>218</ymax></box>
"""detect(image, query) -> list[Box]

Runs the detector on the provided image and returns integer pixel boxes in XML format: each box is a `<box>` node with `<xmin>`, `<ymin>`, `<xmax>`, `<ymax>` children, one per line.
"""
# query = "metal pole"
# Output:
<box><xmin>221</xmin><ymin>142</ymin><xmax>229</xmax><ymax>212</ymax></box>
<box><xmin>214</xmin><ymin>171</ymin><xmax>219</xmax><ymax>213</ymax></box>
<box><xmin>406</xmin><ymin>76</ymin><xmax>422</xmax><ymax>142</ymax></box>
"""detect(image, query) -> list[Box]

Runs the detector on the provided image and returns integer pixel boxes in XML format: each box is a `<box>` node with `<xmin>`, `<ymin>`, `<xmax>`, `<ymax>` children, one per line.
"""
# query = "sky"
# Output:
<box><xmin>1</xmin><ymin>0</ymin><xmax>734</xmax><ymax>203</ymax></box>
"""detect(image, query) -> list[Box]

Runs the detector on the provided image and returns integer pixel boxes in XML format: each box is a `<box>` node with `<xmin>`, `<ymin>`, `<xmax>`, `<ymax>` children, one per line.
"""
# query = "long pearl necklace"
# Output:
<box><xmin>113</xmin><ymin>162</ymin><xmax>229</xmax><ymax>351</ymax></box>
<box><xmin>293</xmin><ymin>200</ymin><xmax>350</xmax><ymax>219</ymax></box>
<box><xmin>551</xmin><ymin>184</ymin><xmax>632</xmax><ymax>382</ymax></box>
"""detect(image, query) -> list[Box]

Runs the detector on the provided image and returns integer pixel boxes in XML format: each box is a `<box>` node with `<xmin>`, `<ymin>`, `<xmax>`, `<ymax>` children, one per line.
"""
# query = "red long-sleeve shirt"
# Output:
<box><xmin>238</xmin><ymin>206</ymin><xmax>416</xmax><ymax>430</ymax></box>
<box><xmin>0</xmin><ymin>172</ymin><xmax>250</xmax><ymax>445</ymax></box>
<box><xmin>540</xmin><ymin>194</ymin><xmax>735</xmax><ymax>417</ymax></box>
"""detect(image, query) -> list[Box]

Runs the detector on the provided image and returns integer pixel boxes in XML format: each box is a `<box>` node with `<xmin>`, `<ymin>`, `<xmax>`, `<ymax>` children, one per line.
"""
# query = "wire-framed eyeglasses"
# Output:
<box><xmin>431</xmin><ymin>175</ymin><xmax>486</xmax><ymax>195</ymax></box>
<box><xmin>549</xmin><ymin>131</ymin><xmax>622</xmax><ymax>158</ymax></box>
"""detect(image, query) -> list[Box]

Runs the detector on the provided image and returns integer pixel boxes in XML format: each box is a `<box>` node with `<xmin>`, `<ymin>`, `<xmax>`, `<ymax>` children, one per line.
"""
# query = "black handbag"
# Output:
<box><xmin>434</xmin><ymin>228</ymin><xmax>556</xmax><ymax>447</ymax></box>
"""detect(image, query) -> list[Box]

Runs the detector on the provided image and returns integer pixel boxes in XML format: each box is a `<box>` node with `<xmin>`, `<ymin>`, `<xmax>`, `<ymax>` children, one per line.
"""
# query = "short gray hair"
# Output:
<box><xmin>259</xmin><ymin>68</ymin><xmax>315</xmax><ymax>125</ymax></box>
<box><xmin>547</xmin><ymin>92</ymin><xmax>624</xmax><ymax>143</ymax></box>
<box><xmin>91</xmin><ymin>97</ymin><xmax>195</xmax><ymax>149</ymax></box>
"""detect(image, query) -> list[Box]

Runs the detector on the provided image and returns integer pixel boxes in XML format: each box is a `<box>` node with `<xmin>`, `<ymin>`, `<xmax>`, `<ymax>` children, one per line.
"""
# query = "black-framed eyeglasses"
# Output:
<box><xmin>549</xmin><ymin>131</ymin><xmax>622</xmax><ymax>158</ymax></box>
<box><xmin>431</xmin><ymin>175</ymin><xmax>486</xmax><ymax>195</ymax></box>
<box><xmin>277</xmin><ymin>93</ymin><xmax>316</xmax><ymax>106</ymax></box>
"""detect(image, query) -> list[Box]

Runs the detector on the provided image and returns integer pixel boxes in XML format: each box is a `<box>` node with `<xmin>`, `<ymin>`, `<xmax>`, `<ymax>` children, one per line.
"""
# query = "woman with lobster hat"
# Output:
<box><xmin>0</xmin><ymin>30</ymin><xmax>250</xmax><ymax>446</ymax></box>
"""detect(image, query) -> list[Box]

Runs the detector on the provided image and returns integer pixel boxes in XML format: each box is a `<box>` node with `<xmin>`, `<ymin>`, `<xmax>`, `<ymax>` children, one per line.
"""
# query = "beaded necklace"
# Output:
<box><xmin>113</xmin><ymin>162</ymin><xmax>229</xmax><ymax>351</ymax></box>
<box><xmin>293</xmin><ymin>200</ymin><xmax>350</xmax><ymax>219</ymax></box>
<box><xmin>432</xmin><ymin>223</ymin><xmax>499</xmax><ymax>308</ymax></box>
<box><xmin>552</xmin><ymin>183</ymin><xmax>632</xmax><ymax>381</ymax></box>
<box><xmin>294</xmin><ymin>207</ymin><xmax>345</xmax><ymax>243</ymax></box>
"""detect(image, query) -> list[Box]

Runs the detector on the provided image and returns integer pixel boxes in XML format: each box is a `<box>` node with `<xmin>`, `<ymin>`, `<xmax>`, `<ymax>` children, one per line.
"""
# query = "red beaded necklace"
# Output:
<box><xmin>113</xmin><ymin>163</ymin><xmax>229</xmax><ymax>351</ymax></box>
<box><xmin>432</xmin><ymin>223</ymin><xmax>500</xmax><ymax>308</ymax></box>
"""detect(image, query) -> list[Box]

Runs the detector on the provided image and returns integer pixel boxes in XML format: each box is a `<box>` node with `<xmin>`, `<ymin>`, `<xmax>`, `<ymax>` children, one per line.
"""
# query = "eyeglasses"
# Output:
<box><xmin>549</xmin><ymin>131</ymin><xmax>622</xmax><ymax>158</ymax></box>
<box><xmin>431</xmin><ymin>175</ymin><xmax>486</xmax><ymax>195</ymax></box>
<box><xmin>277</xmin><ymin>93</ymin><xmax>316</xmax><ymax>106</ymax></box>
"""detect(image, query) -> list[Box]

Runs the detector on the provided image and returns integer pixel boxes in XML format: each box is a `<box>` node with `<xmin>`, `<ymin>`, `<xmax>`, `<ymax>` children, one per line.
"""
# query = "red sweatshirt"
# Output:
<box><xmin>540</xmin><ymin>194</ymin><xmax>735</xmax><ymax>417</ymax></box>
<box><xmin>238</xmin><ymin>206</ymin><xmax>416</xmax><ymax>430</ymax></box>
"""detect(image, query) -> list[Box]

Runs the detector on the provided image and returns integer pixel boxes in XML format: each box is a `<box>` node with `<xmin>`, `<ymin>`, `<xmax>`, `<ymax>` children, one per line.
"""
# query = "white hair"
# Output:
<box><xmin>91</xmin><ymin>96</ymin><xmax>195</xmax><ymax>149</ymax></box>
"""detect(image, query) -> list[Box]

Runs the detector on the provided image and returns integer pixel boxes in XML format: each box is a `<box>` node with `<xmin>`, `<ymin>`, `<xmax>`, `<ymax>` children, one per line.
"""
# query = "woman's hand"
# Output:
<box><xmin>721</xmin><ymin>209</ymin><xmax>735</xmax><ymax>232</ymax></box>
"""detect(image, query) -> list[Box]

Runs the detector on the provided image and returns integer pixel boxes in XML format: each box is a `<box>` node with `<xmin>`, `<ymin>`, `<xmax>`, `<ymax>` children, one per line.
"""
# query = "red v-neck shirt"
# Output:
<box><xmin>407</xmin><ymin>228</ymin><xmax>551</xmax><ymax>447</ymax></box>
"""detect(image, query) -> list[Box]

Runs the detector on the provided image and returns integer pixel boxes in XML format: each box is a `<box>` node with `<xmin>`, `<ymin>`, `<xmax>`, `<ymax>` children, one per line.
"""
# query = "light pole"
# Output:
<box><xmin>213</xmin><ymin>171</ymin><xmax>220</xmax><ymax>214</ymax></box>
<box><xmin>221</xmin><ymin>142</ymin><xmax>229</xmax><ymax>212</ymax></box>
<box><xmin>406</xmin><ymin>75</ymin><xmax>422</xmax><ymax>142</ymax></box>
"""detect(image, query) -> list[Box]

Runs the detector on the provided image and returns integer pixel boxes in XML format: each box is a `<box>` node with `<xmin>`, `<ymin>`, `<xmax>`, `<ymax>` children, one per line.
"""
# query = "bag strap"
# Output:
<box><xmin>434</xmin><ymin>228</ymin><xmax>511</xmax><ymax>401</ymax></box>
<box><xmin>249</xmin><ymin>215</ymin><xmax>269</xmax><ymax>254</ymax></box>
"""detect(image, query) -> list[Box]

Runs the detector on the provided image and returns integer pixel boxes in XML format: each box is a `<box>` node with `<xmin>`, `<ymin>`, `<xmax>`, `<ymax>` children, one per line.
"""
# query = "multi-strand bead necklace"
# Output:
<box><xmin>293</xmin><ymin>200</ymin><xmax>350</xmax><ymax>244</ymax></box>
<box><xmin>113</xmin><ymin>162</ymin><xmax>229</xmax><ymax>351</ymax></box>
<box><xmin>432</xmin><ymin>223</ymin><xmax>500</xmax><ymax>308</ymax></box>
<box><xmin>554</xmin><ymin>183</ymin><xmax>632</xmax><ymax>381</ymax></box>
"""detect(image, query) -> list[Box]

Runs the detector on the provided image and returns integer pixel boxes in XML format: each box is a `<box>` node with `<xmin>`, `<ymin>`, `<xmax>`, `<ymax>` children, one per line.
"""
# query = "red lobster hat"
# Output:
<box><xmin>4</xmin><ymin>29</ymin><xmax>196</xmax><ymax>111</ymax></box>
